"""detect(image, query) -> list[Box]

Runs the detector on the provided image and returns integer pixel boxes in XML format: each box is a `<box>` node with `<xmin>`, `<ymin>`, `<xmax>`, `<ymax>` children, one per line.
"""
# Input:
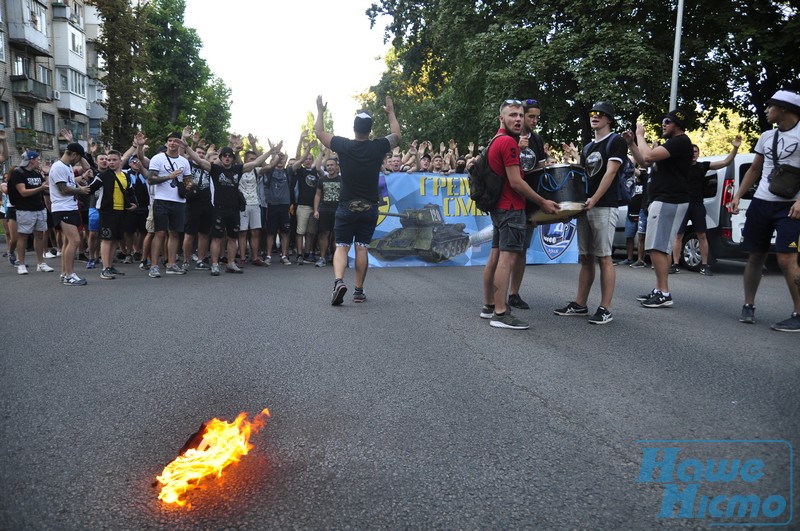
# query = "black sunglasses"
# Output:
<box><xmin>662</xmin><ymin>119</ymin><xmax>673</xmax><ymax>125</ymax></box>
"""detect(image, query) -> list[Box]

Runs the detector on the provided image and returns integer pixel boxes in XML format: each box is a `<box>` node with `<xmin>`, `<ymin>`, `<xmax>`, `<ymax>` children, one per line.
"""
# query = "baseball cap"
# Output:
<box><xmin>354</xmin><ymin>111</ymin><xmax>373</xmax><ymax>134</ymax></box>
<box><xmin>66</xmin><ymin>142</ymin><xmax>85</xmax><ymax>157</ymax></box>
<box><xmin>219</xmin><ymin>146</ymin><xmax>235</xmax><ymax>158</ymax></box>
<box><xmin>767</xmin><ymin>90</ymin><xmax>800</xmax><ymax>115</ymax></box>
<box><xmin>128</xmin><ymin>156</ymin><xmax>139</xmax><ymax>164</ymax></box>
<box><xmin>590</xmin><ymin>101</ymin><xmax>616</xmax><ymax>122</ymax></box>
<box><xmin>166</xmin><ymin>131</ymin><xmax>181</xmax><ymax>141</ymax></box>
<box><xmin>20</xmin><ymin>150</ymin><xmax>40</xmax><ymax>168</ymax></box>
<box><xmin>662</xmin><ymin>109</ymin><xmax>689</xmax><ymax>130</ymax></box>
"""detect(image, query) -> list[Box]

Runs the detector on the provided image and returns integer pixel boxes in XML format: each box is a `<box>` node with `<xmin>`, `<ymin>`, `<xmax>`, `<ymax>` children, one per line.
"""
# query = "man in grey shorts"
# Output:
<box><xmin>626</xmin><ymin>110</ymin><xmax>692</xmax><ymax>308</ymax></box>
<box><xmin>554</xmin><ymin>102</ymin><xmax>627</xmax><ymax>324</ymax></box>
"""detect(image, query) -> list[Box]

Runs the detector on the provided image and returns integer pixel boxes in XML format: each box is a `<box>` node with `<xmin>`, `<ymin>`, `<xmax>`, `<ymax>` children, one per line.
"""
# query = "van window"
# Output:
<box><xmin>703</xmin><ymin>170</ymin><xmax>718</xmax><ymax>198</ymax></box>
<box><xmin>739</xmin><ymin>162</ymin><xmax>757</xmax><ymax>199</ymax></box>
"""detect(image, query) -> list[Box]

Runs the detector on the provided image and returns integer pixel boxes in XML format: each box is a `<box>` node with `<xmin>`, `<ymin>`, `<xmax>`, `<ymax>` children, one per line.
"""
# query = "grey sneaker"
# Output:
<box><xmin>123</xmin><ymin>254</ymin><xmax>133</xmax><ymax>264</ymax></box>
<box><xmin>353</xmin><ymin>290</ymin><xmax>366</xmax><ymax>303</ymax></box>
<box><xmin>771</xmin><ymin>312</ymin><xmax>800</xmax><ymax>332</ymax></box>
<box><xmin>148</xmin><ymin>266</ymin><xmax>161</xmax><ymax>278</ymax></box>
<box><xmin>315</xmin><ymin>257</ymin><xmax>326</xmax><ymax>267</ymax></box>
<box><xmin>554</xmin><ymin>301</ymin><xmax>588</xmax><ymax>316</ymax></box>
<box><xmin>490</xmin><ymin>311</ymin><xmax>529</xmax><ymax>330</ymax></box>
<box><xmin>109</xmin><ymin>266</ymin><xmax>125</xmax><ymax>276</ymax></box>
<box><xmin>331</xmin><ymin>281</ymin><xmax>347</xmax><ymax>306</ymax></box>
<box><xmin>739</xmin><ymin>304</ymin><xmax>756</xmax><ymax>324</ymax></box>
<box><xmin>668</xmin><ymin>264</ymin><xmax>680</xmax><ymax>274</ymax></box>
<box><xmin>181</xmin><ymin>261</ymin><xmax>191</xmax><ymax>272</ymax></box>
<box><xmin>629</xmin><ymin>260</ymin><xmax>646</xmax><ymax>268</ymax></box>
<box><xmin>166</xmin><ymin>264</ymin><xmax>186</xmax><ymax>275</ymax></box>
<box><xmin>100</xmin><ymin>267</ymin><xmax>116</xmax><ymax>280</ymax></box>
<box><xmin>281</xmin><ymin>255</ymin><xmax>291</xmax><ymax>266</ymax></box>
<box><xmin>195</xmin><ymin>261</ymin><xmax>210</xmax><ymax>270</ymax></box>
<box><xmin>63</xmin><ymin>273</ymin><xmax>87</xmax><ymax>286</ymax></box>
<box><xmin>508</xmin><ymin>293</ymin><xmax>530</xmax><ymax>310</ymax></box>
<box><xmin>480</xmin><ymin>304</ymin><xmax>495</xmax><ymax>319</ymax></box>
<box><xmin>210</xmin><ymin>263</ymin><xmax>221</xmax><ymax>276</ymax></box>
<box><xmin>226</xmin><ymin>262</ymin><xmax>243</xmax><ymax>274</ymax></box>
<box><xmin>588</xmin><ymin>306</ymin><xmax>613</xmax><ymax>325</ymax></box>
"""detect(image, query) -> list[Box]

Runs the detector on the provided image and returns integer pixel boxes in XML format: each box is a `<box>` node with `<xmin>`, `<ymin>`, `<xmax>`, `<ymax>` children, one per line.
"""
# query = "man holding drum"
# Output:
<box><xmin>480</xmin><ymin>99</ymin><xmax>559</xmax><ymax>329</ymax></box>
<box><xmin>554</xmin><ymin>102</ymin><xmax>627</xmax><ymax>324</ymax></box>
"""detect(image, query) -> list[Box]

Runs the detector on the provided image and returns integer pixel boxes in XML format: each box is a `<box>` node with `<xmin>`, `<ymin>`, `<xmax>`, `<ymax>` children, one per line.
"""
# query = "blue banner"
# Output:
<box><xmin>357</xmin><ymin>172</ymin><xmax>578</xmax><ymax>267</ymax></box>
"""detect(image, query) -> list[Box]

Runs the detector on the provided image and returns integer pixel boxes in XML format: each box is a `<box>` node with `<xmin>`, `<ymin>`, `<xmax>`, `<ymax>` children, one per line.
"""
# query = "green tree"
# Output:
<box><xmin>192</xmin><ymin>75</ymin><xmax>232</xmax><ymax>147</ymax></box>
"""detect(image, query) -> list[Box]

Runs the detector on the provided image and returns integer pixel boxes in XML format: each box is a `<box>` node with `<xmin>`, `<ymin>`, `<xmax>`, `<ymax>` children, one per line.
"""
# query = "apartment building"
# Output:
<box><xmin>0</xmin><ymin>0</ymin><xmax>106</xmax><ymax>168</ymax></box>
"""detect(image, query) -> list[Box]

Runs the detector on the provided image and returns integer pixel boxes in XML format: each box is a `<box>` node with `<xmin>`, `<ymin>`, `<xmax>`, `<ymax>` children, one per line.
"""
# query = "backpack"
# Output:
<box><xmin>581</xmin><ymin>132</ymin><xmax>636</xmax><ymax>206</ymax></box>
<box><xmin>468</xmin><ymin>135</ymin><xmax>505</xmax><ymax>213</ymax></box>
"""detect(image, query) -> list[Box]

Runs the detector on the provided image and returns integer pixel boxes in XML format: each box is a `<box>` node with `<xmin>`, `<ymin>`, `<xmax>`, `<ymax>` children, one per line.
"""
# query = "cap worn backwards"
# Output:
<box><xmin>20</xmin><ymin>150</ymin><xmax>40</xmax><ymax>168</ymax></box>
<box><xmin>354</xmin><ymin>112</ymin><xmax>373</xmax><ymax>134</ymax></box>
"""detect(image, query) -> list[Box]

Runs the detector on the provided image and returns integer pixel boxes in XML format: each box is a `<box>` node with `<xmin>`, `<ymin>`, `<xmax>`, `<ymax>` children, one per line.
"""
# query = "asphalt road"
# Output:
<box><xmin>1</xmin><ymin>249</ymin><xmax>798</xmax><ymax>530</ymax></box>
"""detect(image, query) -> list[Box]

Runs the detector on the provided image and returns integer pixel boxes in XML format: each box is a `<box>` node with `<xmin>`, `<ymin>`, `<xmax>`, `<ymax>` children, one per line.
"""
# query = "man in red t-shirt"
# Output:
<box><xmin>481</xmin><ymin>99</ymin><xmax>559</xmax><ymax>330</ymax></box>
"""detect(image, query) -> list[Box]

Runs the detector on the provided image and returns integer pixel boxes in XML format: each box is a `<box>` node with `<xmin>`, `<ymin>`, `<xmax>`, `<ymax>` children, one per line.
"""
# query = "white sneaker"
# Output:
<box><xmin>44</xmin><ymin>251</ymin><xmax>57</xmax><ymax>259</ymax></box>
<box><xmin>17</xmin><ymin>263</ymin><xmax>28</xmax><ymax>275</ymax></box>
<box><xmin>37</xmin><ymin>263</ymin><xmax>55</xmax><ymax>272</ymax></box>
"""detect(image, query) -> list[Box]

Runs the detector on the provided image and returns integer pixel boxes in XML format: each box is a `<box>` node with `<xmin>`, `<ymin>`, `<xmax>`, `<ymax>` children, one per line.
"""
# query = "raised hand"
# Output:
<box><xmin>182</xmin><ymin>125</ymin><xmax>192</xmax><ymax>139</ymax></box>
<box><xmin>60</xmin><ymin>128</ymin><xmax>73</xmax><ymax>143</ymax></box>
<box><xmin>317</xmin><ymin>95</ymin><xmax>327</xmax><ymax>113</ymax></box>
<box><xmin>732</xmin><ymin>135</ymin><xmax>743</xmax><ymax>148</ymax></box>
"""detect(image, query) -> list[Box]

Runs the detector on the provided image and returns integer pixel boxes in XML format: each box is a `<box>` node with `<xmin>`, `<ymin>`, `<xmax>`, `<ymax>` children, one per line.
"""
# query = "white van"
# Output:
<box><xmin>614</xmin><ymin>153</ymin><xmax>765</xmax><ymax>269</ymax></box>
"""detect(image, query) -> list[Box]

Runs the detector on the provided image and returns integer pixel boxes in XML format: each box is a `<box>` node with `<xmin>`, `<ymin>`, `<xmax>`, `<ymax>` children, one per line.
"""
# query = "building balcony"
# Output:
<box><xmin>87</xmin><ymin>66</ymin><xmax>106</xmax><ymax>80</ymax></box>
<box><xmin>10</xmin><ymin>75</ymin><xmax>54</xmax><ymax>103</ymax></box>
<box><xmin>6</xmin><ymin>0</ymin><xmax>51</xmax><ymax>57</ymax></box>
<box><xmin>14</xmin><ymin>129</ymin><xmax>56</xmax><ymax>152</ymax></box>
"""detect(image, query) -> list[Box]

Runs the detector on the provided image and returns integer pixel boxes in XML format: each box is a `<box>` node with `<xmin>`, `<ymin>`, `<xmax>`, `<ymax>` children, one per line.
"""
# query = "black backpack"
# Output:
<box><xmin>468</xmin><ymin>135</ymin><xmax>504</xmax><ymax>213</ymax></box>
<box><xmin>581</xmin><ymin>132</ymin><xmax>636</xmax><ymax>206</ymax></box>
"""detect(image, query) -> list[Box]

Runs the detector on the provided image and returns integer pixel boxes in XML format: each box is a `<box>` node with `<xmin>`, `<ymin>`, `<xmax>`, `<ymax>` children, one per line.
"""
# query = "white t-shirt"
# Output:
<box><xmin>148</xmin><ymin>152</ymin><xmax>191</xmax><ymax>203</ymax></box>
<box><xmin>239</xmin><ymin>169</ymin><xmax>260</xmax><ymax>206</ymax></box>
<box><xmin>754</xmin><ymin>121</ymin><xmax>800</xmax><ymax>202</ymax></box>
<box><xmin>49</xmin><ymin>160</ymin><xmax>79</xmax><ymax>212</ymax></box>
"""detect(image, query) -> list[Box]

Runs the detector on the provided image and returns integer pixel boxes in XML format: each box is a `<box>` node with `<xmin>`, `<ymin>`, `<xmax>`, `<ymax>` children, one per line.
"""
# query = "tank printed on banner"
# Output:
<box><xmin>368</xmin><ymin>203</ymin><xmax>471</xmax><ymax>263</ymax></box>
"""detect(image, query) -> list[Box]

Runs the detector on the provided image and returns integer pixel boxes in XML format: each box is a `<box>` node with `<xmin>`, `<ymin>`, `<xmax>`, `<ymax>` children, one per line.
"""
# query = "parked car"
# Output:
<box><xmin>614</xmin><ymin>153</ymin><xmax>763</xmax><ymax>270</ymax></box>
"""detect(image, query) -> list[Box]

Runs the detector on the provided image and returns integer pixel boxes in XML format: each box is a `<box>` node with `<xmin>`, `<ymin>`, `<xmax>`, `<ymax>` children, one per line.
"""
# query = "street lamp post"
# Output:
<box><xmin>670</xmin><ymin>0</ymin><xmax>685</xmax><ymax>110</ymax></box>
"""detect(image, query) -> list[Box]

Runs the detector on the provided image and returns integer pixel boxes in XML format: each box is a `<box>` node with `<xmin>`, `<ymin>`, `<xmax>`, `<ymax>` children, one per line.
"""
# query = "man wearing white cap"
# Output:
<box><xmin>8</xmin><ymin>150</ymin><xmax>54</xmax><ymax>275</ymax></box>
<box><xmin>730</xmin><ymin>89</ymin><xmax>800</xmax><ymax>332</ymax></box>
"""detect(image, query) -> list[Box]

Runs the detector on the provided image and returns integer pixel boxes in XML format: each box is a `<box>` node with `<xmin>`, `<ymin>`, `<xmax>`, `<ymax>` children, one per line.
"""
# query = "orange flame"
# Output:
<box><xmin>157</xmin><ymin>408</ymin><xmax>270</xmax><ymax>506</ymax></box>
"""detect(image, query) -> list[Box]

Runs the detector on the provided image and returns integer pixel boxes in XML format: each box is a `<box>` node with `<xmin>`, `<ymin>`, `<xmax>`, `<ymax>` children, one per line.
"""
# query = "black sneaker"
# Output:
<box><xmin>480</xmin><ymin>304</ymin><xmax>495</xmax><ymax>319</ymax></box>
<box><xmin>100</xmin><ymin>267</ymin><xmax>116</xmax><ymax>280</ymax></box>
<box><xmin>588</xmin><ymin>306</ymin><xmax>613</xmax><ymax>325</ymax></box>
<box><xmin>554</xmin><ymin>301</ymin><xmax>588</xmax><ymax>316</ymax></box>
<box><xmin>739</xmin><ymin>304</ymin><xmax>756</xmax><ymax>324</ymax></box>
<box><xmin>507</xmin><ymin>294</ymin><xmax>530</xmax><ymax>310</ymax></box>
<box><xmin>636</xmin><ymin>289</ymin><xmax>658</xmax><ymax>302</ymax></box>
<box><xmin>490</xmin><ymin>311</ymin><xmax>529</xmax><ymax>330</ymax></box>
<box><xmin>668</xmin><ymin>264</ymin><xmax>680</xmax><ymax>274</ymax></box>
<box><xmin>771</xmin><ymin>312</ymin><xmax>800</xmax><ymax>332</ymax></box>
<box><xmin>641</xmin><ymin>292</ymin><xmax>673</xmax><ymax>308</ymax></box>
<box><xmin>331</xmin><ymin>282</ymin><xmax>347</xmax><ymax>306</ymax></box>
<box><xmin>699</xmin><ymin>264</ymin><xmax>714</xmax><ymax>276</ymax></box>
<box><xmin>109</xmin><ymin>266</ymin><xmax>125</xmax><ymax>276</ymax></box>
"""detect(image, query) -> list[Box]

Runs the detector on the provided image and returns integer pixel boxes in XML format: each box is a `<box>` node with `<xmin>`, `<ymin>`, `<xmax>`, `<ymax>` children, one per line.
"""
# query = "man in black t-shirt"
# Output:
<box><xmin>289</xmin><ymin>142</ymin><xmax>322</xmax><ymax>264</ymax></box>
<box><xmin>182</xmin><ymin>145</ymin><xmax>213</xmax><ymax>271</ymax></box>
<box><xmin>313</xmin><ymin>157</ymin><xmax>342</xmax><ymax>267</ymax></box>
<box><xmin>627</xmin><ymin>109</ymin><xmax>693</xmax><ymax>308</ymax></box>
<box><xmin>9</xmin><ymin>151</ymin><xmax>51</xmax><ymax>275</ymax></box>
<box><xmin>670</xmin><ymin>137</ymin><xmax>741</xmax><ymax>275</ymax></box>
<box><xmin>183</xmin><ymin>141</ymin><xmax>280</xmax><ymax>276</ymax></box>
<box><xmin>315</xmin><ymin>94</ymin><xmax>401</xmax><ymax>305</ymax></box>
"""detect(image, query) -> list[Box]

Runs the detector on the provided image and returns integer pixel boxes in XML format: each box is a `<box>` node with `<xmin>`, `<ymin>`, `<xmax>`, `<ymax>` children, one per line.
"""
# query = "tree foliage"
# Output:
<box><xmin>364</xmin><ymin>0</ymin><xmax>797</xmax><ymax>150</ymax></box>
<box><xmin>88</xmin><ymin>0</ymin><xmax>231</xmax><ymax>151</ymax></box>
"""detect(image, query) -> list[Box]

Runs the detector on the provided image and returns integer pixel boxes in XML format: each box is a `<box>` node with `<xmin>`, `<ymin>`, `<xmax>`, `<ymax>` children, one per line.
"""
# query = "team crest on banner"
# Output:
<box><xmin>539</xmin><ymin>221</ymin><xmax>577</xmax><ymax>260</ymax></box>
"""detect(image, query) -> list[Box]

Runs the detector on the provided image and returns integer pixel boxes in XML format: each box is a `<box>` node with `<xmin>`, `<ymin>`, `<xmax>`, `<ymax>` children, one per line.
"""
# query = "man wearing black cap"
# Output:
<box><xmin>730</xmin><ymin>89</ymin><xmax>800</xmax><ymax>332</ymax></box>
<box><xmin>554</xmin><ymin>101</ymin><xmax>627</xmax><ymax>324</ymax></box>
<box><xmin>182</xmin><ymin>140</ymin><xmax>281</xmax><ymax>275</ymax></box>
<box><xmin>315</xmin><ymin>94</ymin><xmax>401</xmax><ymax>305</ymax></box>
<box><xmin>626</xmin><ymin>109</ymin><xmax>692</xmax><ymax>308</ymax></box>
<box><xmin>147</xmin><ymin>132</ymin><xmax>191</xmax><ymax>278</ymax></box>
<box><xmin>49</xmin><ymin>142</ymin><xmax>93</xmax><ymax>285</ymax></box>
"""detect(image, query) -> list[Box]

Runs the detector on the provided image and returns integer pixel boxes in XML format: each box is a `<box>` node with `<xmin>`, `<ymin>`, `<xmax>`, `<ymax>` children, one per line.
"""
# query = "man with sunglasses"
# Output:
<box><xmin>182</xmin><ymin>141</ymin><xmax>281</xmax><ymax>276</ymax></box>
<box><xmin>554</xmin><ymin>102</ymin><xmax>627</xmax><ymax>324</ymax></box>
<box><xmin>147</xmin><ymin>132</ymin><xmax>191</xmax><ymax>278</ymax></box>
<box><xmin>480</xmin><ymin>99</ymin><xmax>559</xmax><ymax>329</ymax></box>
<box><xmin>625</xmin><ymin>110</ymin><xmax>692</xmax><ymax>308</ymax></box>
<box><xmin>508</xmin><ymin>98</ymin><xmax>547</xmax><ymax>311</ymax></box>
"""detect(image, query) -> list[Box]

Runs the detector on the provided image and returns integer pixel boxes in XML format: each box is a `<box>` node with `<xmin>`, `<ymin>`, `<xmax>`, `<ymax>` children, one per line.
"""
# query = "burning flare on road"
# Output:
<box><xmin>157</xmin><ymin>408</ymin><xmax>270</xmax><ymax>506</ymax></box>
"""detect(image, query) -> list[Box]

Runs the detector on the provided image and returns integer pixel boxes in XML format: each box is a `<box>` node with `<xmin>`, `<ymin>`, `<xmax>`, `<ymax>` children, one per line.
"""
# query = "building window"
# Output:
<box><xmin>42</xmin><ymin>113</ymin><xmax>56</xmax><ymax>135</ymax></box>
<box><xmin>13</xmin><ymin>55</ymin><xmax>31</xmax><ymax>77</ymax></box>
<box><xmin>26</xmin><ymin>0</ymin><xmax>48</xmax><ymax>35</ymax></box>
<box><xmin>70</xmin><ymin>29</ymin><xmax>84</xmax><ymax>57</ymax></box>
<box><xmin>59</xmin><ymin>69</ymin><xmax>69</xmax><ymax>91</ymax></box>
<box><xmin>38</xmin><ymin>65</ymin><xmax>52</xmax><ymax>86</ymax></box>
<box><xmin>18</xmin><ymin>106</ymin><xmax>35</xmax><ymax>129</ymax></box>
<box><xmin>0</xmin><ymin>35</ymin><xmax>6</xmax><ymax>63</ymax></box>
<box><xmin>1</xmin><ymin>102</ymin><xmax>9</xmax><ymax>128</ymax></box>
<box><xmin>70</xmin><ymin>70</ymin><xmax>86</xmax><ymax>97</ymax></box>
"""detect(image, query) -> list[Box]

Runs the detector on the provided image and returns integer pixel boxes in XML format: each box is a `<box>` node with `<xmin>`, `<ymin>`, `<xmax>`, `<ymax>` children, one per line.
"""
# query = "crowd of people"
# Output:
<box><xmin>2</xmin><ymin>89</ymin><xmax>799</xmax><ymax>331</ymax></box>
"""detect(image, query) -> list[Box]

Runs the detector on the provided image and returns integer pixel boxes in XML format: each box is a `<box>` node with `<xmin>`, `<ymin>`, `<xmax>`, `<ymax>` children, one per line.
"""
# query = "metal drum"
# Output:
<box><xmin>525</xmin><ymin>164</ymin><xmax>587</xmax><ymax>222</ymax></box>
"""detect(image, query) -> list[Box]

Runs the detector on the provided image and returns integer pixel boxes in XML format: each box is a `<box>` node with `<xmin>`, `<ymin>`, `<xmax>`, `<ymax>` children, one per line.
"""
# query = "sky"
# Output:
<box><xmin>183</xmin><ymin>0</ymin><xmax>391</xmax><ymax>152</ymax></box>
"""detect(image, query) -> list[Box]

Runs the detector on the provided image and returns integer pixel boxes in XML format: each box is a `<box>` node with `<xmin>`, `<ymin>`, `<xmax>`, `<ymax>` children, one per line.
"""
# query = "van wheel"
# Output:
<box><xmin>679</xmin><ymin>232</ymin><xmax>702</xmax><ymax>271</ymax></box>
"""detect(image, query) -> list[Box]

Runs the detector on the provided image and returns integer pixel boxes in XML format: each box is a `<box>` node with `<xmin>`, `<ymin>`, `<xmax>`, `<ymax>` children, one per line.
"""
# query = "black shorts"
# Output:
<box><xmin>185</xmin><ymin>202</ymin><xmax>213</xmax><ymax>235</ymax></box>
<box><xmin>317</xmin><ymin>209</ymin><xmax>336</xmax><ymax>233</ymax></box>
<box><xmin>79</xmin><ymin>208</ymin><xmax>90</xmax><ymax>228</ymax></box>
<box><xmin>742</xmin><ymin>197</ymin><xmax>800</xmax><ymax>253</ymax></box>
<box><xmin>678</xmin><ymin>201</ymin><xmax>707</xmax><ymax>233</ymax></box>
<box><xmin>100</xmin><ymin>210</ymin><xmax>126</xmax><ymax>241</ymax></box>
<box><xmin>124</xmin><ymin>211</ymin><xmax>147</xmax><ymax>235</ymax></box>
<box><xmin>52</xmin><ymin>210</ymin><xmax>82</xmax><ymax>229</ymax></box>
<box><xmin>210</xmin><ymin>206</ymin><xmax>240</xmax><ymax>239</ymax></box>
<box><xmin>152</xmin><ymin>199</ymin><xmax>185</xmax><ymax>233</ymax></box>
<box><xmin>334</xmin><ymin>204</ymin><xmax>378</xmax><ymax>247</ymax></box>
<box><xmin>6</xmin><ymin>207</ymin><xmax>16</xmax><ymax>221</ymax></box>
<box><xmin>266</xmin><ymin>204</ymin><xmax>291</xmax><ymax>234</ymax></box>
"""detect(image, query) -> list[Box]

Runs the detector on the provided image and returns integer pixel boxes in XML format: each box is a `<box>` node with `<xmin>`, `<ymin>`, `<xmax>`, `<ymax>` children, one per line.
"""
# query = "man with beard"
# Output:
<box><xmin>480</xmin><ymin>100</ymin><xmax>559</xmax><ymax>329</ymax></box>
<box><xmin>625</xmin><ymin>110</ymin><xmax>693</xmax><ymax>308</ymax></box>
